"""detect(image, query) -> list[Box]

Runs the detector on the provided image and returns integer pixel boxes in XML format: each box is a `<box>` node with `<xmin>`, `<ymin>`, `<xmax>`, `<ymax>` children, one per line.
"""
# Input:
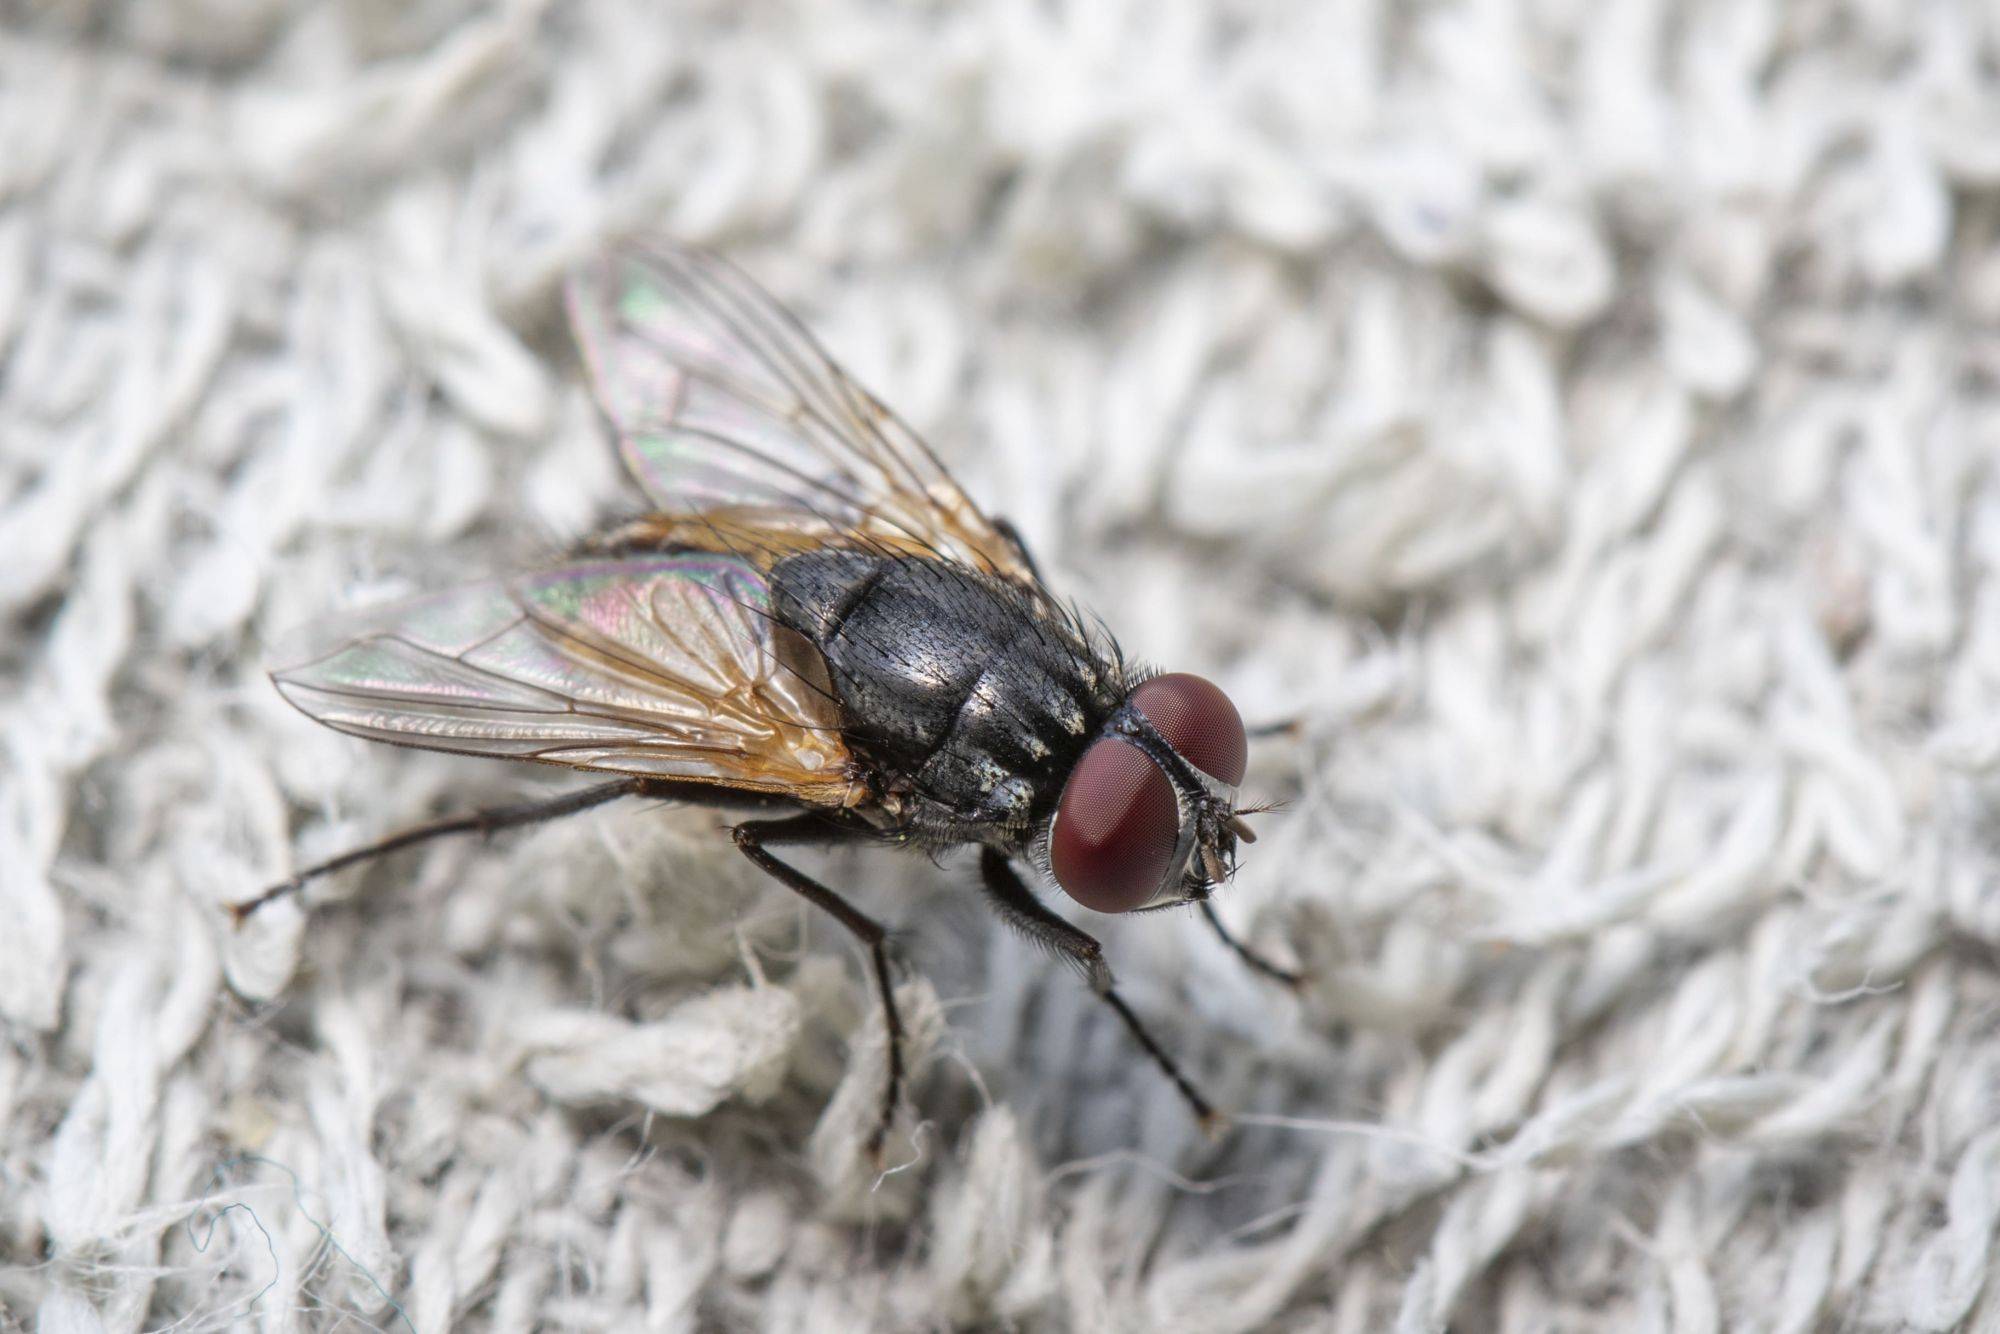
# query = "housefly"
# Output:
<box><xmin>236</xmin><ymin>242</ymin><xmax>1296</xmax><ymax>1156</ymax></box>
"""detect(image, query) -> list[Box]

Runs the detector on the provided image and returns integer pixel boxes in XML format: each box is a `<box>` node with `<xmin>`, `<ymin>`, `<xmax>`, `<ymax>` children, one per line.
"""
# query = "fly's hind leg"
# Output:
<box><xmin>978</xmin><ymin>850</ymin><xmax>1225</xmax><ymax>1138</ymax></box>
<box><xmin>230</xmin><ymin>777</ymin><xmax>651</xmax><ymax>923</ymax></box>
<box><xmin>731</xmin><ymin>815</ymin><xmax>905</xmax><ymax>1162</ymax></box>
<box><xmin>232</xmin><ymin>777</ymin><xmax>799</xmax><ymax>923</ymax></box>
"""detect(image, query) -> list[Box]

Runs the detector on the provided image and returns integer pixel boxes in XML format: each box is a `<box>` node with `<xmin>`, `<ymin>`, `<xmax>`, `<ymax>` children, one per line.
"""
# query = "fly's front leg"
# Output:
<box><xmin>976</xmin><ymin>848</ymin><xmax>1111</xmax><ymax>992</ymax></box>
<box><xmin>731</xmin><ymin>815</ymin><xmax>904</xmax><ymax>1162</ymax></box>
<box><xmin>978</xmin><ymin>850</ymin><xmax>1225</xmax><ymax>1137</ymax></box>
<box><xmin>1197</xmin><ymin>899</ymin><xmax>1304</xmax><ymax>990</ymax></box>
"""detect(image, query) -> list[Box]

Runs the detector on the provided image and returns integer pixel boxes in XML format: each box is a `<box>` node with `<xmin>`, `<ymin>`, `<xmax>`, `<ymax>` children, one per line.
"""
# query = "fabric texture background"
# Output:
<box><xmin>4</xmin><ymin>1</ymin><xmax>1999</xmax><ymax>1330</ymax></box>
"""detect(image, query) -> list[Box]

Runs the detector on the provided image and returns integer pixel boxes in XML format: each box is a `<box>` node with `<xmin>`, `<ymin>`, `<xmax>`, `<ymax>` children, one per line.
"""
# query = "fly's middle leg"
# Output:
<box><xmin>978</xmin><ymin>850</ymin><xmax>1225</xmax><ymax>1138</ymax></box>
<box><xmin>732</xmin><ymin>815</ymin><xmax>904</xmax><ymax>1163</ymax></box>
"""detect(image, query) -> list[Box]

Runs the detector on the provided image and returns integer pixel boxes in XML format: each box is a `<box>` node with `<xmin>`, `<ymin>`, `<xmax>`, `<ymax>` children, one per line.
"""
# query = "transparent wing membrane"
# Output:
<box><xmin>567</xmin><ymin>241</ymin><xmax>1047</xmax><ymax>591</ymax></box>
<box><xmin>272</xmin><ymin>555</ymin><xmax>854</xmax><ymax>801</ymax></box>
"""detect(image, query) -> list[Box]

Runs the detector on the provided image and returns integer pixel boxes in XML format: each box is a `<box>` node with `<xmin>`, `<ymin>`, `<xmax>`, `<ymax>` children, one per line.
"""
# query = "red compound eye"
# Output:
<box><xmin>1050</xmin><ymin>739</ymin><xmax>1179</xmax><ymax>914</ymax></box>
<box><xmin>1129</xmin><ymin>673</ymin><xmax>1247</xmax><ymax>787</ymax></box>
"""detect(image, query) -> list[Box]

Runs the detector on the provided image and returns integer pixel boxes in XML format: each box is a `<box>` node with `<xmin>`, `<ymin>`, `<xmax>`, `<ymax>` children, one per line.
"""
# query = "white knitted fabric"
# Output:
<box><xmin>6</xmin><ymin>2</ymin><xmax>2000</xmax><ymax>1330</ymax></box>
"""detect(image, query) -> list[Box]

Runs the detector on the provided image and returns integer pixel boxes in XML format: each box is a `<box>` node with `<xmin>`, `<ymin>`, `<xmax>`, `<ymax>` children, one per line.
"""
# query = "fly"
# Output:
<box><xmin>235</xmin><ymin>242</ymin><xmax>1298</xmax><ymax>1158</ymax></box>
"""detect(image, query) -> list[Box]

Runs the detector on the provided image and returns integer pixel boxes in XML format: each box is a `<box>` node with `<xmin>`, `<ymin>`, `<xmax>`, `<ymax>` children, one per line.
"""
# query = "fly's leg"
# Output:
<box><xmin>1196</xmin><ymin>899</ymin><xmax>1304</xmax><ymax>990</ymax></box>
<box><xmin>1246</xmin><ymin>718</ymin><xmax>1299</xmax><ymax>740</ymax></box>
<box><xmin>731</xmin><ymin>815</ymin><xmax>905</xmax><ymax>1162</ymax></box>
<box><xmin>232</xmin><ymin>777</ymin><xmax>800</xmax><ymax>923</ymax></box>
<box><xmin>978</xmin><ymin>850</ymin><xmax>1225</xmax><ymax>1138</ymax></box>
<box><xmin>229</xmin><ymin>777</ymin><xmax>649</xmax><ymax>923</ymax></box>
<box><xmin>975</xmin><ymin>849</ymin><xmax>1112</xmax><ymax>991</ymax></box>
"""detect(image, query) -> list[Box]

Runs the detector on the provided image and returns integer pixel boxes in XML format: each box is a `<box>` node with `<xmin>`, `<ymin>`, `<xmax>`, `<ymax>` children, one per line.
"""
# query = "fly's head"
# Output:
<box><xmin>1043</xmin><ymin>673</ymin><xmax>1264</xmax><ymax>915</ymax></box>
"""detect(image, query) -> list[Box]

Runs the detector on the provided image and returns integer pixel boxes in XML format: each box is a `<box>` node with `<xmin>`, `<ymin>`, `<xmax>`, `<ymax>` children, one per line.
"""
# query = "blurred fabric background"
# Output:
<box><xmin>4</xmin><ymin>1</ymin><xmax>1999</xmax><ymax>1329</ymax></box>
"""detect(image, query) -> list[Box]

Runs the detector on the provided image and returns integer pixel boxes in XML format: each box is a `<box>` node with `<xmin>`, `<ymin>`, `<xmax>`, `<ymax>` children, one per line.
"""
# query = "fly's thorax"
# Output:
<box><xmin>768</xmin><ymin>549</ymin><xmax>1126</xmax><ymax>836</ymax></box>
<box><xmin>764</xmin><ymin>548</ymin><xmax>884</xmax><ymax>644</ymax></box>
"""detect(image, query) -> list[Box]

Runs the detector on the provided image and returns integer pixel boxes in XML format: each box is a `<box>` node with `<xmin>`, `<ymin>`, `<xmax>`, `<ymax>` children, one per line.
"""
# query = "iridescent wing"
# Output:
<box><xmin>271</xmin><ymin>554</ymin><xmax>857</xmax><ymax>804</ymax></box>
<box><xmin>567</xmin><ymin>240</ymin><xmax>1048</xmax><ymax>593</ymax></box>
